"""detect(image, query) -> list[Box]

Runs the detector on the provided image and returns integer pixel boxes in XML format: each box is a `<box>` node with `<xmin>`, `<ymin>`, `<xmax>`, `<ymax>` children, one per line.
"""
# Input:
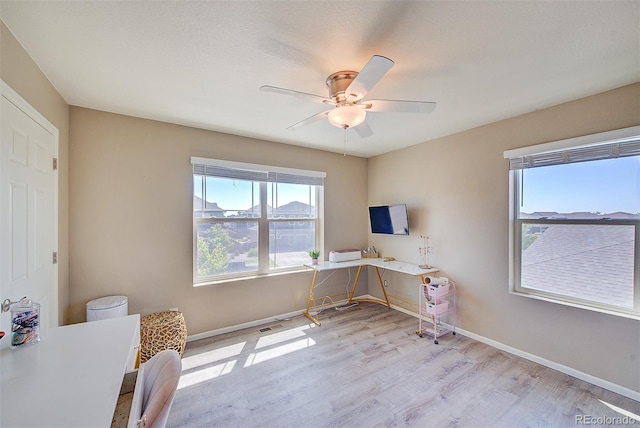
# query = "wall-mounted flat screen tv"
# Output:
<box><xmin>369</xmin><ymin>204</ymin><xmax>409</xmax><ymax>235</ymax></box>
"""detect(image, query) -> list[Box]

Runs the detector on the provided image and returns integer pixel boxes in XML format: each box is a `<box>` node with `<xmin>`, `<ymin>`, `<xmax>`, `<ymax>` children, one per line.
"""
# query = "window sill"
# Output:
<box><xmin>193</xmin><ymin>266</ymin><xmax>309</xmax><ymax>287</ymax></box>
<box><xmin>509</xmin><ymin>289</ymin><xmax>640</xmax><ymax>321</ymax></box>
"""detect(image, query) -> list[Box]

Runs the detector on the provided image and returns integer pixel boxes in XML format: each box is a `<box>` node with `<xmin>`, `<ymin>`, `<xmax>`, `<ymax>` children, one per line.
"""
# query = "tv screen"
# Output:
<box><xmin>369</xmin><ymin>204</ymin><xmax>409</xmax><ymax>235</ymax></box>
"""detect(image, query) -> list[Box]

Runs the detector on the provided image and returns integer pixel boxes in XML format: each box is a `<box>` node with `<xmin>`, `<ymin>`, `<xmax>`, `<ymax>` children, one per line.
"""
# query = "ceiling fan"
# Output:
<box><xmin>260</xmin><ymin>55</ymin><xmax>436</xmax><ymax>138</ymax></box>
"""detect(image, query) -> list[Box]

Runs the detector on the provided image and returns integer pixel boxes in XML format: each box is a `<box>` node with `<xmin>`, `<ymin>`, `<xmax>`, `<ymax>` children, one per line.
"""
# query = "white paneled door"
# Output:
<box><xmin>1</xmin><ymin>83</ymin><xmax>58</xmax><ymax>346</ymax></box>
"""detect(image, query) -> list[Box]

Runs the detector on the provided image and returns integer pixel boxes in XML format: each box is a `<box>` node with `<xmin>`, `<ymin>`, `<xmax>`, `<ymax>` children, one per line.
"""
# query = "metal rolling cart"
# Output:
<box><xmin>416</xmin><ymin>278</ymin><xmax>456</xmax><ymax>344</ymax></box>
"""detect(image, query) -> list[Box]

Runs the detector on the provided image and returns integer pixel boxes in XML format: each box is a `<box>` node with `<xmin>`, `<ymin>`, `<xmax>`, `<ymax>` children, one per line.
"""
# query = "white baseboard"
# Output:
<box><xmin>186</xmin><ymin>308</ymin><xmax>304</xmax><ymax>342</ymax></box>
<box><xmin>387</xmin><ymin>299</ymin><xmax>640</xmax><ymax>402</ymax></box>
<box><xmin>187</xmin><ymin>294</ymin><xmax>640</xmax><ymax>402</ymax></box>
<box><xmin>453</xmin><ymin>326</ymin><xmax>640</xmax><ymax>402</ymax></box>
<box><xmin>186</xmin><ymin>295</ymin><xmax>367</xmax><ymax>342</ymax></box>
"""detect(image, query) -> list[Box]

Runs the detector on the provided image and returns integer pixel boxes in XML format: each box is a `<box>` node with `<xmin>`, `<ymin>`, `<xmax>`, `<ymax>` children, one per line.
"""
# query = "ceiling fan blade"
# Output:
<box><xmin>345</xmin><ymin>55</ymin><xmax>394</xmax><ymax>102</ymax></box>
<box><xmin>353</xmin><ymin>119</ymin><xmax>373</xmax><ymax>138</ymax></box>
<box><xmin>286</xmin><ymin>110</ymin><xmax>330</xmax><ymax>130</ymax></box>
<box><xmin>260</xmin><ymin>85</ymin><xmax>333</xmax><ymax>104</ymax></box>
<box><xmin>366</xmin><ymin>99</ymin><xmax>436</xmax><ymax>114</ymax></box>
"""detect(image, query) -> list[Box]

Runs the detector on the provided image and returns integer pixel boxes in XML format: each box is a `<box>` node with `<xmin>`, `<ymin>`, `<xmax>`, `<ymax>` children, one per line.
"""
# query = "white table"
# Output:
<box><xmin>1</xmin><ymin>314</ymin><xmax>140</xmax><ymax>428</ymax></box>
<box><xmin>303</xmin><ymin>258</ymin><xmax>439</xmax><ymax>325</ymax></box>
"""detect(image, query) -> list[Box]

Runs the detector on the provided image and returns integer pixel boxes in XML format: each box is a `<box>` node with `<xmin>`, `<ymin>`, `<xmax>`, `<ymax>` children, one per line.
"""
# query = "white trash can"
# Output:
<box><xmin>86</xmin><ymin>295</ymin><xmax>128</xmax><ymax>322</ymax></box>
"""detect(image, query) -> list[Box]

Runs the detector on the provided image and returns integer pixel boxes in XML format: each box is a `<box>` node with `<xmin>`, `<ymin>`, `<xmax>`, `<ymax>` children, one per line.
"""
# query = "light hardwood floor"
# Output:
<box><xmin>167</xmin><ymin>302</ymin><xmax>639</xmax><ymax>427</ymax></box>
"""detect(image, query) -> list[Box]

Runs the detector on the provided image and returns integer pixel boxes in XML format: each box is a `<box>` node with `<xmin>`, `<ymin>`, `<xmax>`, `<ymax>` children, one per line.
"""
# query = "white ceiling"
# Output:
<box><xmin>1</xmin><ymin>1</ymin><xmax>638</xmax><ymax>158</ymax></box>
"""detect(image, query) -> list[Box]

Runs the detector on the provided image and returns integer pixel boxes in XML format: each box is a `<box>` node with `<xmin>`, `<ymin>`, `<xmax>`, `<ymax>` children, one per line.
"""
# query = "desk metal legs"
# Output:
<box><xmin>304</xmin><ymin>270</ymin><xmax>321</xmax><ymax>326</ymax></box>
<box><xmin>304</xmin><ymin>264</ymin><xmax>393</xmax><ymax>327</ymax></box>
<box><xmin>375</xmin><ymin>267</ymin><xmax>391</xmax><ymax>308</ymax></box>
<box><xmin>347</xmin><ymin>266</ymin><xmax>391</xmax><ymax>308</ymax></box>
<box><xmin>346</xmin><ymin>265</ymin><xmax>364</xmax><ymax>303</ymax></box>
<box><xmin>304</xmin><ymin>265</ymin><xmax>365</xmax><ymax>326</ymax></box>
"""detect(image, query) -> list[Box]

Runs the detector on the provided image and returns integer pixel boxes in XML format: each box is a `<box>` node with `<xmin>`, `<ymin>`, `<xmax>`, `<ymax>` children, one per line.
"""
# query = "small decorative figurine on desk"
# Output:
<box><xmin>419</xmin><ymin>235</ymin><xmax>431</xmax><ymax>269</ymax></box>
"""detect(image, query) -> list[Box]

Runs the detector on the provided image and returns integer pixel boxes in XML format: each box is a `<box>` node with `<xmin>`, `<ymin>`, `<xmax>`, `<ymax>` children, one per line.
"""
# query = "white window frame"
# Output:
<box><xmin>504</xmin><ymin>126</ymin><xmax>640</xmax><ymax>320</ymax></box>
<box><xmin>191</xmin><ymin>157</ymin><xmax>325</xmax><ymax>285</ymax></box>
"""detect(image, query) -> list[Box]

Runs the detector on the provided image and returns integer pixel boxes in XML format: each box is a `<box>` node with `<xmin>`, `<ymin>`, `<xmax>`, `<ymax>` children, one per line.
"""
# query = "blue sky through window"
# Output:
<box><xmin>194</xmin><ymin>176</ymin><xmax>313</xmax><ymax>212</ymax></box>
<box><xmin>521</xmin><ymin>156</ymin><xmax>639</xmax><ymax>214</ymax></box>
<box><xmin>195</xmin><ymin>156</ymin><xmax>639</xmax><ymax>215</ymax></box>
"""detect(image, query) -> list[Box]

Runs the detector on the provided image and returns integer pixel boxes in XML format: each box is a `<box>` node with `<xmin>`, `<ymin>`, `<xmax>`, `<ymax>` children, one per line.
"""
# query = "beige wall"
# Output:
<box><xmin>367</xmin><ymin>83</ymin><xmax>640</xmax><ymax>392</ymax></box>
<box><xmin>3</xmin><ymin>15</ymin><xmax>639</xmax><ymax>394</ymax></box>
<box><xmin>68</xmin><ymin>107</ymin><xmax>369</xmax><ymax>334</ymax></box>
<box><xmin>1</xmin><ymin>21</ymin><xmax>70</xmax><ymax>325</ymax></box>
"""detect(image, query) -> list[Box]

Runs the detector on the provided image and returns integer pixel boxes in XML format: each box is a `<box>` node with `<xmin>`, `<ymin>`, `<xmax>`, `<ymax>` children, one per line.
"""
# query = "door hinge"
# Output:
<box><xmin>53</xmin><ymin>158</ymin><xmax>58</xmax><ymax>171</ymax></box>
<box><xmin>52</xmin><ymin>252</ymin><xmax>58</xmax><ymax>264</ymax></box>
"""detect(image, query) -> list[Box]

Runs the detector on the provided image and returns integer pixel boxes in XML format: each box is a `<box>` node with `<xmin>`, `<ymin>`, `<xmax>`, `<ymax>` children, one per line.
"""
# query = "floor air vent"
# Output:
<box><xmin>258</xmin><ymin>324</ymin><xmax>283</xmax><ymax>333</ymax></box>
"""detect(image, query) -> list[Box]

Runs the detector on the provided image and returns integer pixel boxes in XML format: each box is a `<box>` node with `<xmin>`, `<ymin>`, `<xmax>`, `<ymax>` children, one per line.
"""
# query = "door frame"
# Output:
<box><xmin>1</xmin><ymin>79</ymin><xmax>59</xmax><ymax>326</ymax></box>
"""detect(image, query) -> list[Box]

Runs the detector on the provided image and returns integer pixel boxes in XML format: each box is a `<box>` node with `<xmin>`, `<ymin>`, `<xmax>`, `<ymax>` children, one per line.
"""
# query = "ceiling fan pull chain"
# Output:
<box><xmin>343</xmin><ymin>127</ymin><xmax>348</xmax><ymax>156</ymax></box>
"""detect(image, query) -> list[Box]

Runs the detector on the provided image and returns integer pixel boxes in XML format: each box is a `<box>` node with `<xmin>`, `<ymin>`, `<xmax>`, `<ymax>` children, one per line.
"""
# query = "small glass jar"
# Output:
<box><xmin>10</xmin><ymin>298</ymin><xmax>41</xmax><ymax>348</ymax></box>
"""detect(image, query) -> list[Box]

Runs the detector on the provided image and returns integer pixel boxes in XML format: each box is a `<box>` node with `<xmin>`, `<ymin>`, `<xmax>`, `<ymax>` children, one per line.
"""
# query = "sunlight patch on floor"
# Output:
<box><xmin>176</xmin><ymin>325</ymin><xmax>317</xmax><ymax>389</ymax></box>
<box><xmin>255</xmin><ymin>324</ymin><xmax>314</xmax><ymax>350</ymax></box>
<box><xmin>181</xmin><ymin>341</ymin><xmax>246</xmax><ymax>371</ymax></box>
<box><xmin>599</xmin><ymin>399</ymin><xmax>640</xmax><ymax>422</ymax></box>
<box><xmin>244</xmin><ymin>337</ymin><xmax>316</xmax><ymax>367</ymax></box>
<box><xmin>178</xmin><ymin>360</ymin><xmax>237</xmax><ymax>389</ymax></box>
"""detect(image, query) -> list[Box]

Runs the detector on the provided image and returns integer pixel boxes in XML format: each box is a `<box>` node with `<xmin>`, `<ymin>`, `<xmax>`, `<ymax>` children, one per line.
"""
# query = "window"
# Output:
<box><xmin>192</xmin><ymin>157</ymin><xmax>325</xmax><ymax>284</ymax></box>
<box><xmin>504</xmin><ymin>127</ymin><xmax>640</xmax><ymax>318</ymax></box>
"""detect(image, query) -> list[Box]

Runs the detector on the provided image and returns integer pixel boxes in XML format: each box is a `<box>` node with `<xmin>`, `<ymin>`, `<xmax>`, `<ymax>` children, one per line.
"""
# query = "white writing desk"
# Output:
<box><xmin>1</xmin><ymin>314</ymin><xmax>140</xmax><ymax>428</ymax></box>
<box><xmin>303</xmin><ymin>258</ymin><xmax>439</xmax><ymax>325</ymax></box>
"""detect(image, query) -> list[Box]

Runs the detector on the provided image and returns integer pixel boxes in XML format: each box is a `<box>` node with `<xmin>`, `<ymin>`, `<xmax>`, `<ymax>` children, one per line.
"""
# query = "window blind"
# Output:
<box><xmin>266</xmin><ymin>172</ymin><xmax>323</xmax><ymax>186</ymax></box>
<box><xmin>508</xmin><ymin>136</ymin><xmax>640</xmax><ymax>171</ymax></box>
<box><xmin>191</xmin><ymin>157</ymin><xmax>325</xmax><ymax>186</ymax></box>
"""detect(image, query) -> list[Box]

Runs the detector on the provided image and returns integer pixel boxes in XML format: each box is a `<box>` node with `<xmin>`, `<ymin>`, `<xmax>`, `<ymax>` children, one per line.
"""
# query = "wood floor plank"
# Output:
<box><xmin>167</xmin><ymin>303</ymin><xmax>640</xmax><ymax>427</ymax></box>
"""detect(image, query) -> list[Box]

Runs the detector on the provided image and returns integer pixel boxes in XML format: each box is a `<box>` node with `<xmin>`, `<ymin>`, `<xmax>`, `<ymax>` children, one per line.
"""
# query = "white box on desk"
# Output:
<box><xmin>329</xmin><ymin>249</ymin><xmax>362</xmax><ymax>263</ymax></box>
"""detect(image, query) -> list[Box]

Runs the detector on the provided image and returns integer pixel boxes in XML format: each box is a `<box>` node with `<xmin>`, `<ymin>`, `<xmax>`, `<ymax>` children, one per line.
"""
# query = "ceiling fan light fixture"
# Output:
<box><xmin>327</xmin><ymin>105</ymin><xmax>366</xmax><ymax>129</ymax></box>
